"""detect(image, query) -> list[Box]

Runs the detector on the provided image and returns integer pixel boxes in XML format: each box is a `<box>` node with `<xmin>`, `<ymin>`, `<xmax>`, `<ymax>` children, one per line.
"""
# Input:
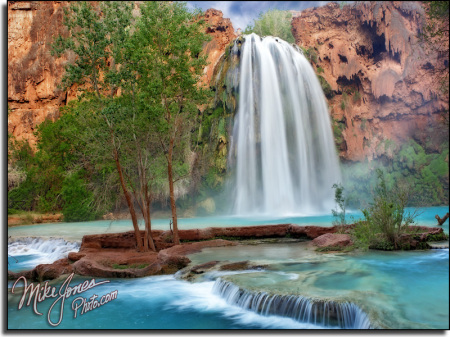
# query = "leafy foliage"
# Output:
<box><xmin>317</xmin><ymin>75</ymin><xmax>334</xmax><ymax>99</ymax></box>
<box><xmin>300</xmin><ymin>46</ymin><xmax>318</xmax><ymax>64</ymax></box>
<box><xmin>62</xmin><ymin>171</ymin><xmax>97</xmax><ymax>222</ymax></box>
<box><xmin>332</xmin><ymin>183</ymin><xmax>347</xmax><ymax>227</ymax></box>
<box><xmin>244</xmin><ymin>9</ymin><xmax>295</xmax><ymax>43</ymax></box>
<box><xmin>342</xmin><ymin>138</ymin><xmax>448</xmax><ymax>209</ymax></box>
<box><xmin>353</xmin><ymin>170</ymin><xmax>420</xmax><ymax>250</ymax></box>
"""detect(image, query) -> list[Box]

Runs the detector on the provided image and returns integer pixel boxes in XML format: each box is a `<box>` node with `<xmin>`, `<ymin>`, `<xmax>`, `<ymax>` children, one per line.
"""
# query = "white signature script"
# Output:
<box><xmin>11</xmin><ymin>273</ymin><xmax>117</xmax><ymax>327</ymax></box>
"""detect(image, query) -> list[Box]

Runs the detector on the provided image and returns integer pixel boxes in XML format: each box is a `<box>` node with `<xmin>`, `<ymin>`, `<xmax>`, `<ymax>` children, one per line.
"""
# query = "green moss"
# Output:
<box><xmin>112</xmin><ymin>263</ymin><xmax>149</xmax><ymax>270</ymax></box>
<box><xmin>317</xmin><ymin>75</ymin><xmax>334</xmax><ymax>99</ymax></box>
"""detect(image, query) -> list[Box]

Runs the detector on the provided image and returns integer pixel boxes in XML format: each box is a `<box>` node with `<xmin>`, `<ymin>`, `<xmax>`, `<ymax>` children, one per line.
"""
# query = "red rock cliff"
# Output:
<box><xmin>8</xmin><ymin>1</ymin><xmax>74</xmax><ymax>148</ymax></box>
<box><xmin>292</xmin><ymin>1</ymin><xmax>448</xmax><ymax>162</ymax></box>
<box><xmin>7</xmin><ymin>2</ymin><xmax>235</xmax><ymax>147</ymax></box>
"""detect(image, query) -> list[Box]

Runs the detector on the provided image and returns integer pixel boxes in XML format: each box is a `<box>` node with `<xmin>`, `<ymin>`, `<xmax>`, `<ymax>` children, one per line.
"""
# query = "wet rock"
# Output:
<box><xmin>289</xmin><ymin>224</ymin><xmax>340</xmax><ymax>239</ymax></box>
<box><xmin>68</xmin><ymin>252</ymin><xmax>86</xmax><ymax>262</ymax></box>
<box><xmin>190</xmin><ymin>261</ymin><xmax>220</xmax><ymax>274</ymax></box>
<box><xmin>213</xmin><ymin>224</ymin><xmax>291</xmax><ymax>238</ymax></box>
<box><xmin>34</xmin><ymin>258</ymin><xmax>73</xmax><ymax>281</ymax></box>
<box><xmin>312</xmin><ymin>233</ymin><xmax>353</xmax><ymax>248</ymax></box>
<box><xmin>219</xmin><ymin>261</ymin><xmax>250</xmax><ymax>271</ymax></box>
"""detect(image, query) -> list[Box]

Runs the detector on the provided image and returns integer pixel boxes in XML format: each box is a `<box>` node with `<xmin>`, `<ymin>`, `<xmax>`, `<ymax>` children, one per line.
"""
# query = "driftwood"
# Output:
<box><xmin>435</xmin><ymin>213</ymin><xmax>449</xmax><ymax>226</ymax></box>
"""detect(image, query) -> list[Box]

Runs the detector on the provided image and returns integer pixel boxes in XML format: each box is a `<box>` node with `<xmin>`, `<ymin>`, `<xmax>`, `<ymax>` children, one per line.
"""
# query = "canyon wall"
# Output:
<box><xmin>7</xmin><ymin>2</ymin><xmax>235</xmax><ymax>147</ymax></box>
<box><xmin>8</xmin><ymin>1</ymin><xmax>72</xmax><ymax>148</ymax></box>
<box><xmin>8</xmin><ymin>1</ymin><xmax>448</xmax><ymax>164</ymax></box>
<box><xmin>292</xmin><ymin>1</ymin><xmax>448</xmax><ymax>162</ymax></box>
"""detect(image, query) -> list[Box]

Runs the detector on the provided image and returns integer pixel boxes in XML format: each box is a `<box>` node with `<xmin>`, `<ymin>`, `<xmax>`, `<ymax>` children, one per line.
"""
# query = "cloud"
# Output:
<box><xmin>188</xmin><ymin>1</ymin><xmax>330</xmax><ymax>30</ymax></box>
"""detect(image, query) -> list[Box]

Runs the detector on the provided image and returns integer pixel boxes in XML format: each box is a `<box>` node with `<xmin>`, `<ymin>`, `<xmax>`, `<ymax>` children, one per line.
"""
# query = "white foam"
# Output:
<box><xmin>8</xmin><ymin>237</ymin><xmax>80</xmax><ymax>268</ymax></box>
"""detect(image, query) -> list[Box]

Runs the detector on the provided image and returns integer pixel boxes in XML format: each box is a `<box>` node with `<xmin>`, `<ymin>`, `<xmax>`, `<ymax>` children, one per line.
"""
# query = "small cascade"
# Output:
<box><xmin>213</xmin><ymin>278</ymin><xmax>371</xmax><ymax>329</ymax></box>
<box><xmin>8</xmin><ymin>237</ymin><xmax>80</xmax><ymax>268</ymax></box>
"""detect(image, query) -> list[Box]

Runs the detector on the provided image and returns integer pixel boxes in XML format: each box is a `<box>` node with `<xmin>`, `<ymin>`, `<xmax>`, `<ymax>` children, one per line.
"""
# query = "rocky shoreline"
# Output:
<box><xmin>8</xmin><ymin>224</ymin><xmax>446</xmax><ymax>282</ymax></box>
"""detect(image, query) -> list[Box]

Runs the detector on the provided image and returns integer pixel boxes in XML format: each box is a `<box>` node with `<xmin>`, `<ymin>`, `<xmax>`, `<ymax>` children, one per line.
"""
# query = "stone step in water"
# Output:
<box><xmin>213</xmin><ymin>278</ymin><xmax>372</xmax><ymax>329</ymax></box>
<box><xmin>428</xmin><ymin>241</ymin><xmax>449</xmax><ymax>249</ymax></box>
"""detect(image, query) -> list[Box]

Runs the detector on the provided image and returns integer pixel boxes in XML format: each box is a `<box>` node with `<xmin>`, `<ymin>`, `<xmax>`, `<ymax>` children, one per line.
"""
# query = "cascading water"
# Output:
<box><xmin>8</xmin><ymin>237</ymin><xmax>80</xmax><ymax>271</ymax></box>
<box><xmin>213</xmin><ymin>278</ymin><xmax>372</xmax><ymax>329</ymax></box>
<box><xmin>228</xmin><ymin>33</ymin><xmax>341</xmax><ymax>215</ymax></box>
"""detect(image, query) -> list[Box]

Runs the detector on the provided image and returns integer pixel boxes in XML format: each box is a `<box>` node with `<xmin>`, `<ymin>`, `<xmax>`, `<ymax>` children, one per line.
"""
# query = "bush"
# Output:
<box><xmin>332</xmin><ymin>183</ymin><xmax>347</xmax><ymax>227</ymax></box>
<box><xmin>353</xmin><ymin>169</ymin><xmax>421</xmax><ymax>250</ymax></box>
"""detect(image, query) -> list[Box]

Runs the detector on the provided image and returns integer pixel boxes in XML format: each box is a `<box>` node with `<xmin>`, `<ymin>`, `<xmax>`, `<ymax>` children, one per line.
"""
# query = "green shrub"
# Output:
<box><xmin>300</xmin><ymin>46</ymin><xmax>318</xmax><ymax>64</ymax></box>
<box><xmin>353</xmin><ymin>169</ymin><xmax>420</xmax><ymax>250</ymax></box>
<box><xmin>318</xmin><ymin>75</ymin><xmax>334</xmax><ymax>99</ymax></box>
<box><xmin>332</xmin><ymin>183</ymin><xmax>347</xmax><ymax>227</ymax></box>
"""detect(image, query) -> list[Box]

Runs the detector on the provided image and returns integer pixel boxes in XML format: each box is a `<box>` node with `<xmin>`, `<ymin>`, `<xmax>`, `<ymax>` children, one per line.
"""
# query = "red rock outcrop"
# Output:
<box><xmin>8</xmin><ymin>1</ymin><xmax>75</xmax><ymax>148</ymax></box>
<box><xmin>292</xmin><ymin>1</ymin><xmax>449</xmax><ymax>162</ymax></box>
<box><xmin>7</xmin><ymin>2</ymin><xmax>235</xmax><ymax>147</ymax></box>
<box><xmin>201</xmin><ymin>9</ymin><xmax>237</xmax><ymax>86</ymax></box>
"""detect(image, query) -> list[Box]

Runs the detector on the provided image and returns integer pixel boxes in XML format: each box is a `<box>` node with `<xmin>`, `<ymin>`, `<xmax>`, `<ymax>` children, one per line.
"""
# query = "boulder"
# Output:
<box><xmin>312</xmin><ymin>233</ymin><xmax>353</xmax><ymax>248</ymax></box>
<box><xmin>34</xmin><ymin>258</ymin><xmax>73</xmax><ymax>281</ymax></box>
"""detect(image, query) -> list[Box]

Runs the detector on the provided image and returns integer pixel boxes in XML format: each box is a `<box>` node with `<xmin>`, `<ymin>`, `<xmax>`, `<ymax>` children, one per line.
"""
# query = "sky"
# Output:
<box><xmin>187</xmin><ymin>1</ymin><xmax>330</xmax><ymax>31</ymax></box>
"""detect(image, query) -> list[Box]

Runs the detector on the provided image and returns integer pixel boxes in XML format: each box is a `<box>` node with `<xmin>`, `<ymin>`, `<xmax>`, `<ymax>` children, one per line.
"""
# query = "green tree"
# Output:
<box><xmin>132</xmin><ymin>1</ymin><xmax>211</xmax><ymax>245</ymax></box>
<box><xmin>244</xmin><ymin>9</ymin><xmax>295</xmax><ymax>43</ymax></box>
<box><xmin>52</xmin><ymin>1</ymin><xmax>149</xmax><ymax>251</ymax></box>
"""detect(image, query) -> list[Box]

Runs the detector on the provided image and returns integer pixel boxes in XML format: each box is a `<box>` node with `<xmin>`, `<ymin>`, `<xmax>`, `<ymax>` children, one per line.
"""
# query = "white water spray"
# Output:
<box><xmin>229</xmin><ymin>34</ymin><xmax>340</xmax><ymax>215</ymax></box>
<box><xmin>213</xmin><ymin>278</ymin><xmax>371</xmax><ymax>329</ymax></box>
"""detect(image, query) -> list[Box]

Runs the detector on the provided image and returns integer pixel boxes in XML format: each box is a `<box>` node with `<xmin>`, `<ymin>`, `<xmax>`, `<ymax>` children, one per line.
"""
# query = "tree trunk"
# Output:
<box><xmin>143</xmin><ymin>189</ymin><xmax>156</xmax><ymax>251</ymax></box>
<box><xmin>114</xmin><ymin>149</ymin><xmax>144</xmax><ymax>252</ymax></box>
<box><xmin>436</xmin><ymin>213</ymin><xmax>449</xmax><ymax>226</ymax></box>
<box><xmin>109</xmin><ymin>127</ymin><xmax>144</xmax><ymax>252</ymax></box>
<box><xmin>167</xmin><ymin>138</ymin><xmax>180</xmax><ymax>245</ymax></box>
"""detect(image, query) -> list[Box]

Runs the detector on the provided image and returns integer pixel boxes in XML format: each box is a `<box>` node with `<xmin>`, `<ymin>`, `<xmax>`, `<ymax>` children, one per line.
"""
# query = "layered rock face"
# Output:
<box><xmin>8</xmin><ymin>1</ymin><xmax>448</xmax><ymax>164</ymax></box>
<box><xmin>201</xmin><ymin>9</ymin><xmax>237</xmax><ymax>86</ymax></box>
<box><xmin>292</xmin><ymin>1</ymin><xmax>449</xmax><ymax>162</ymax></box>
<box><xmin>7</xmin><ymin>2</ymin><xmax>235</xmax><ymax>147</ymax></box>
<box><xmin>8</xmin><ymin>1</ymin><xmax>73</xmax><ymax>148</ymax></box>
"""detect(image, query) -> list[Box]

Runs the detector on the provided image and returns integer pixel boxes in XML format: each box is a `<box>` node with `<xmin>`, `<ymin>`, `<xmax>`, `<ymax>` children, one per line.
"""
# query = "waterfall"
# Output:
<box><xmin>213</xmin><ymin>278</ymin><xmax>372</xmax><ymax>329</ymax></box>
<box><xmin>8</xmin><ymin>237</ymin><xmax>80</xmax><ymax>267</ymax></box>
<box><xmin>229</xmin><ymin>33</ymin><xmax>341</xmax><ymax>215</ymax></box>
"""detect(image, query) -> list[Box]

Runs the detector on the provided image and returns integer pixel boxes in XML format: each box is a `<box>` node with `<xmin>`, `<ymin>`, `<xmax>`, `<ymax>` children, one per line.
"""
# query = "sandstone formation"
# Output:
<box><xmin>8</xmin><ymin>1</ymin><xmax>74</xmax><ymax>148</ymax></box>
<box><xmin>8</xmin><ymin>224</ymin><xmax>446</xmax><ymax>281</ymax></box>
<box><xmin>7</xmin><ymin>2</ymin><xmax>236</xmax><ymax>147</ymax></box>
<box><xmin>201</xmin><ymin>9</ymin><xmax>237</xmax><ymax>86</ymax></box>
<box><xmin>292</xmin><ymin>1</ymin><xmax>449</xmax><ymax>162</ymax></box>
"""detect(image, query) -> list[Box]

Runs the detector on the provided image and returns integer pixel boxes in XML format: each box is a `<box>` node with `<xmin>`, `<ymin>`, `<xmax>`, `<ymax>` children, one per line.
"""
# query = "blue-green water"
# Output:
<box><xmin>8</xmin><ymin>206</ymin><xmax>449</xmax><ymax>240</ymax></box>
<box><xmin>7</xmin><ymin>206</ymin><xmax>449</xmax><ymax>329</ymax></box>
